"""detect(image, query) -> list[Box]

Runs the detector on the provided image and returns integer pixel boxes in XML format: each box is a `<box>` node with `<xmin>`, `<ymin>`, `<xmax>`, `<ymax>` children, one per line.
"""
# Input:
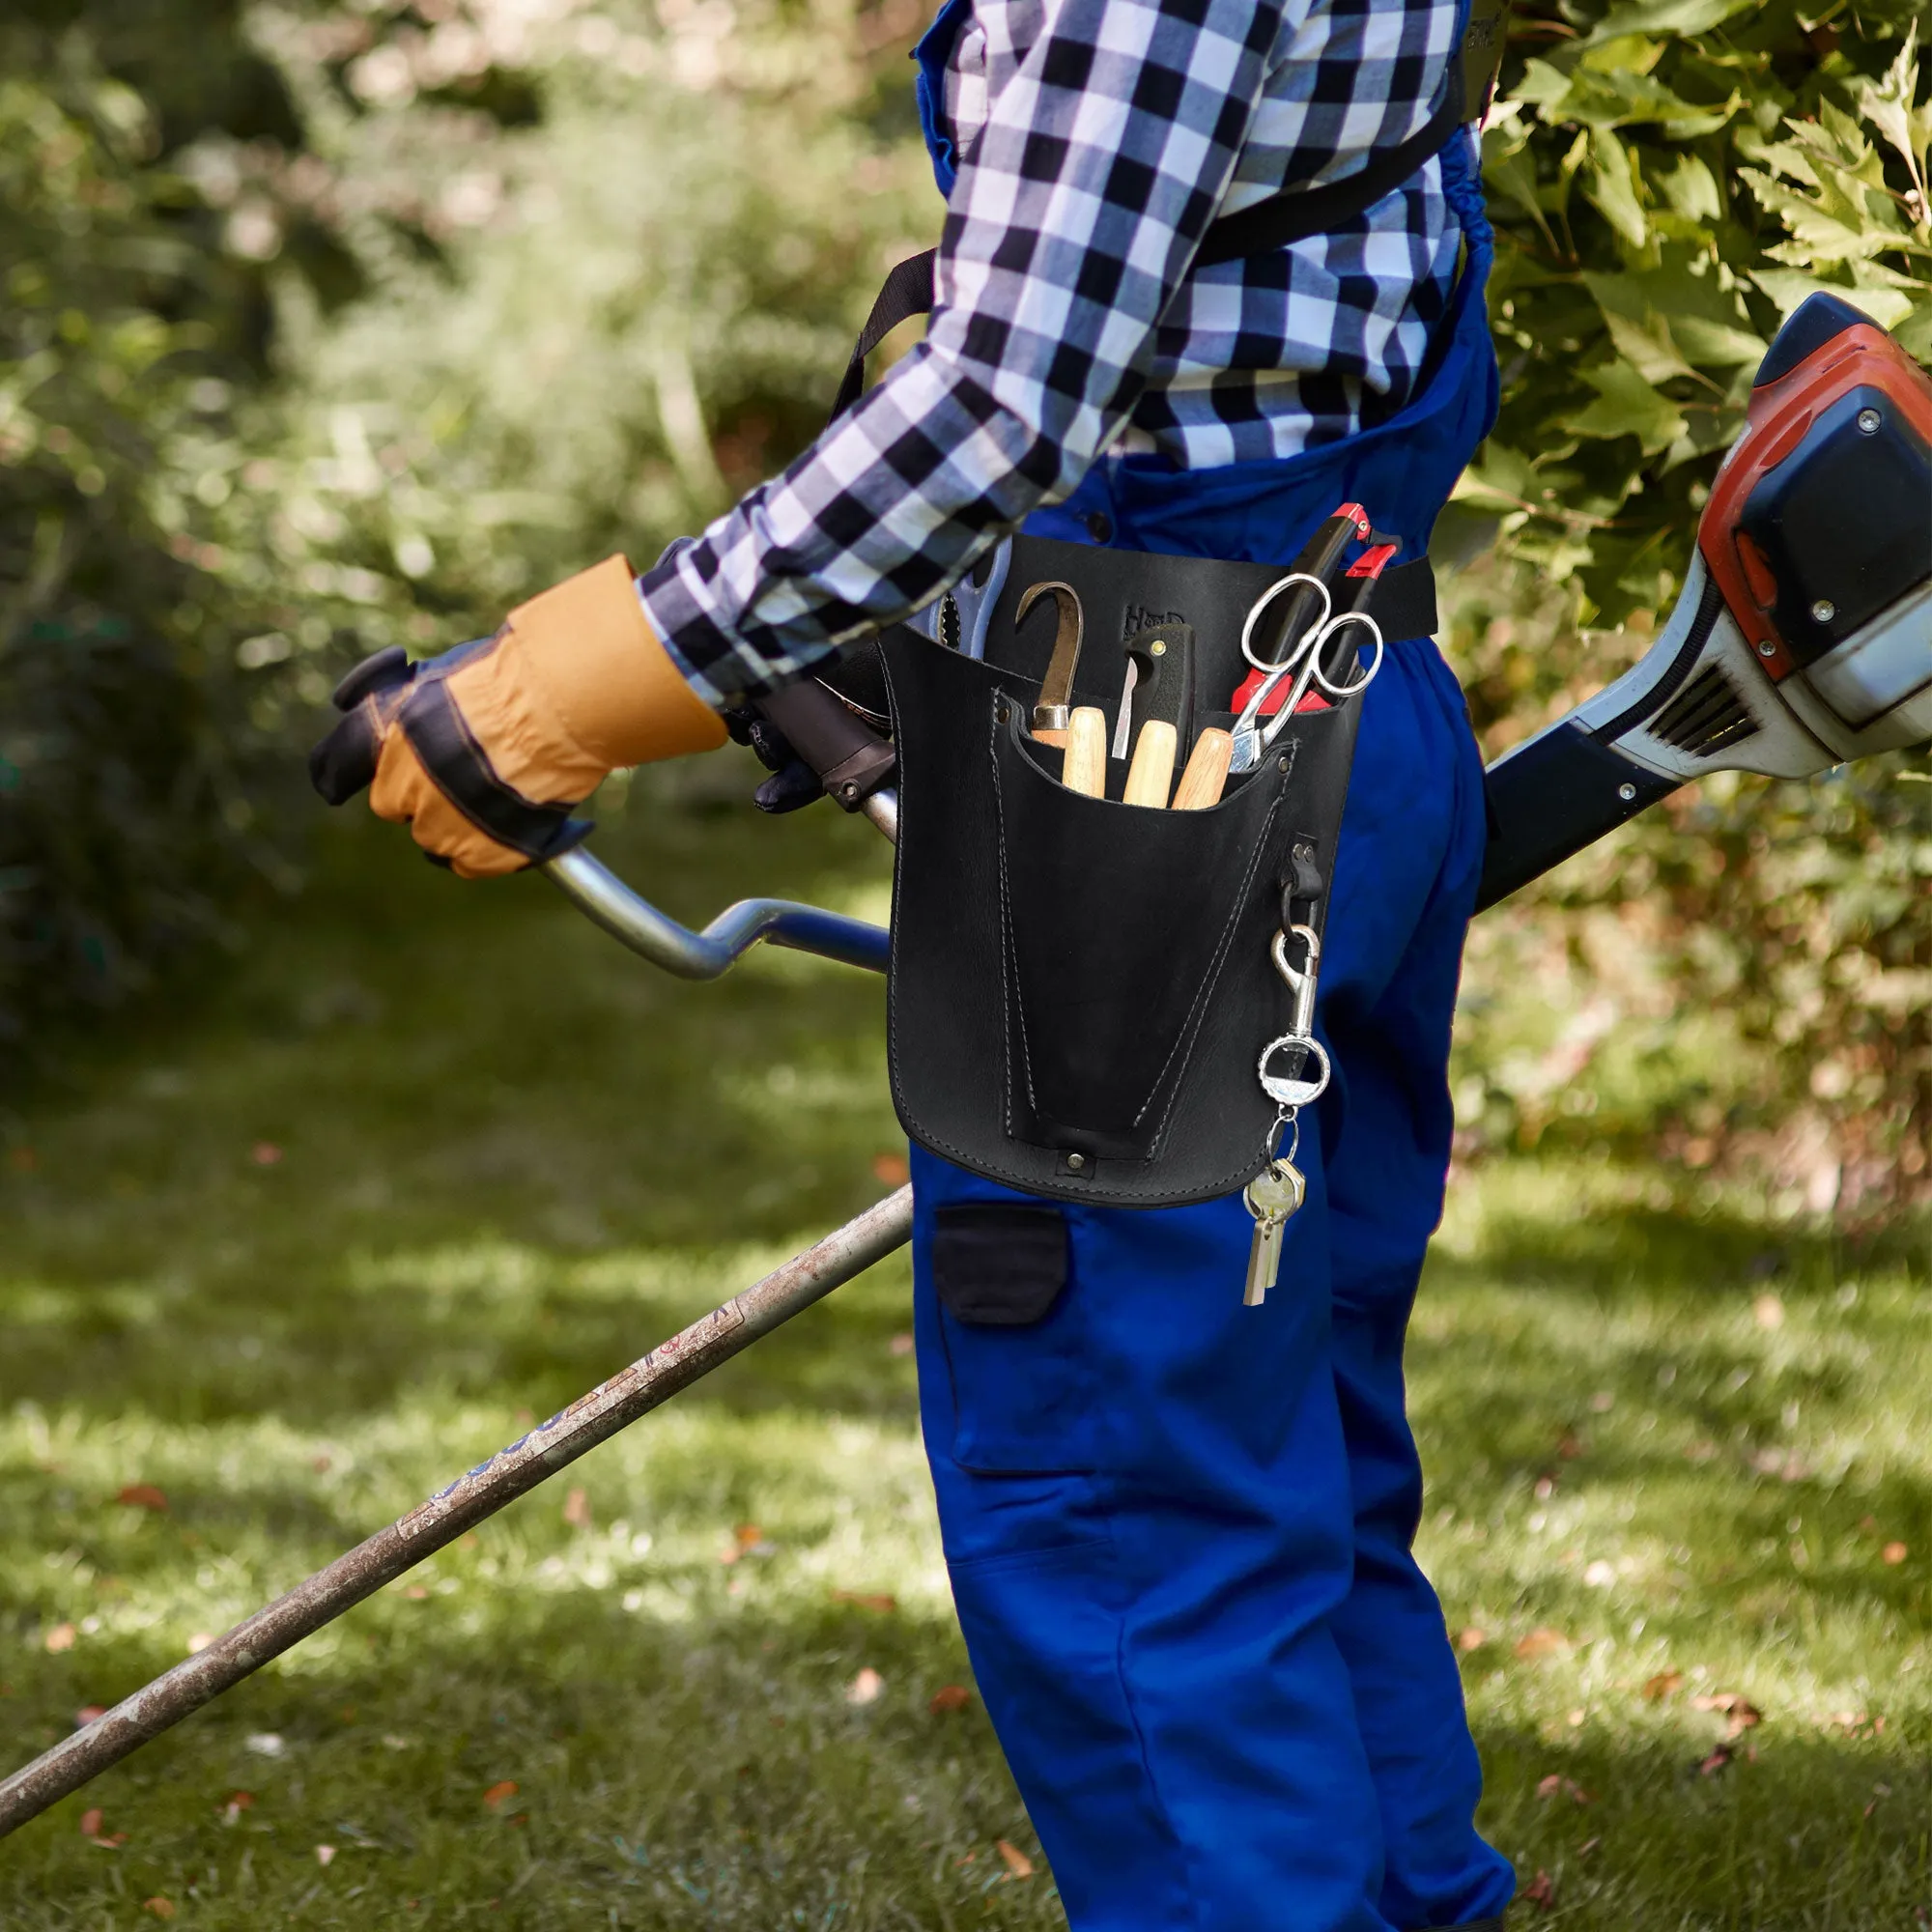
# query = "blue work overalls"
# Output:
<box><xmin>906</xmin><ymin>10</ymin><xmax>1518</xmax><ymax>1925</ymax></box>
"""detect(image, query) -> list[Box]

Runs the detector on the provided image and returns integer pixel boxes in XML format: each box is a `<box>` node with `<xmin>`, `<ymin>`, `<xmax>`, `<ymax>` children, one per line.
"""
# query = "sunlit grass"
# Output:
<box><xmin>3</xmin><ymin>781</ymin><xmax>1929</xmax><ymax>1926</ymax></box>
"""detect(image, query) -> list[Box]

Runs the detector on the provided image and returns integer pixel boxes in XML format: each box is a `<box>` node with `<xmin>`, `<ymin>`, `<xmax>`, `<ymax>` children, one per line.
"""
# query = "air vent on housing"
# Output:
<box><xmin>1650</xmin><ymin>665</ymin><xmax>1759</xmax><ymax>759</ymax></box>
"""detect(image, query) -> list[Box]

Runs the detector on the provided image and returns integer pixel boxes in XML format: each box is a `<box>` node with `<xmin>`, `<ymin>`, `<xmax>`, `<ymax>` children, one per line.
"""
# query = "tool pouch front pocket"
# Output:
<box><xmin>882</xmin><ymin>605</ymin><xmax>1361</xmax><ymax>1208</ymax></box>
<box><xmin>991</xmin><ymin>703</ymin><xmax>1282</xmax><ymax>1157</ymax></box>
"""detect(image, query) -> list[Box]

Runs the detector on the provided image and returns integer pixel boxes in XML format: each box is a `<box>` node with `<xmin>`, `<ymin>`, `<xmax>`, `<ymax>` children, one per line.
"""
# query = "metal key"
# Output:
<box><xmin>1241</xmin><ymin>1157</ymin><xmax>1307</xmax><ymax>1306</ymax></box>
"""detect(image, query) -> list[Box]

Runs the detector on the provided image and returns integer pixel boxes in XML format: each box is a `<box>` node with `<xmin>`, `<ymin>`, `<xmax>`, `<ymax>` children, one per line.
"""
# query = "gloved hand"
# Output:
<box><xmin>309</xmin><ymin>555</ymin><xmax>725</xmax><ymax>877</ymax></box>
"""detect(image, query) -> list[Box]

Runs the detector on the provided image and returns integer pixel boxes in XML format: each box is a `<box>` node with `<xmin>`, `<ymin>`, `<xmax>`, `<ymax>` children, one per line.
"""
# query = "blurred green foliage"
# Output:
<box><xmin>3</xmin><ymin>0</ymin><xmax>1930</xmax><ymax>1200</ymax></box>
<box><xmin>0</xmin><ymin>5</ymin><xmax>307</xmax><ymax>1060</ymax></box>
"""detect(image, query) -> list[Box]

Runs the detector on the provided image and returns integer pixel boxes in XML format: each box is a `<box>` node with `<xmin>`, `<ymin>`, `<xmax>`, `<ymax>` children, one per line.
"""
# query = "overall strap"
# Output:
<box><xmin>830</xmin><ymin>53</ymin><xmax>1473</xmax><ymax>422</ymax></box>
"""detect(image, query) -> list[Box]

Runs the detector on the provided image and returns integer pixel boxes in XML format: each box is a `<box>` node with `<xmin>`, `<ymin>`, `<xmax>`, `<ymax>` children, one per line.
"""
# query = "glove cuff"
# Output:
<box><xmin>504</xmin><ymin>554</ymin><xmax>727</xmax><ymax>768</ymax></box>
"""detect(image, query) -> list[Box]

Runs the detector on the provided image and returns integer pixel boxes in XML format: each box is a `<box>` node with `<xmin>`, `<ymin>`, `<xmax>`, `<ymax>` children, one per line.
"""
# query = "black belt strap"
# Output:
<box><xmin>1359</xmin><ymin>557</ymin><xmax>1435</xmax><ymax>642</ymax></box>
<box><xmin>831</xmin><ymin>64</ymin><xmax>1466</xmax><ymax>421</ymax></box>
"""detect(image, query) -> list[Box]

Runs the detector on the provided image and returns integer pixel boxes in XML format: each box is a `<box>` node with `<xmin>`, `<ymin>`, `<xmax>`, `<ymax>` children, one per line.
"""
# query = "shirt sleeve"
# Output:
<box><xmin>639</xmin><ymin>0</ymin><xmax>1293</xmax><ymax>705</ymax></box>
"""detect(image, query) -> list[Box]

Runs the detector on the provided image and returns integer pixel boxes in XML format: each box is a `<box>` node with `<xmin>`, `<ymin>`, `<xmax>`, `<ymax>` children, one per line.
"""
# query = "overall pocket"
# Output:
<box><xmin>930</xmin><ymin>1201</ymin><xmax>1103</xmax><ymax>1474</ymax></box>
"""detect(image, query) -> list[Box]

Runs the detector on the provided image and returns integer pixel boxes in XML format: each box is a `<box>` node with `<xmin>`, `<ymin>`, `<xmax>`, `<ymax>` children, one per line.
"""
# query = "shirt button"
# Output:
<box><xmin>1085</xmin><ymin>511</ymin><xmax>1113</xmax><ymax>543</ymax></box>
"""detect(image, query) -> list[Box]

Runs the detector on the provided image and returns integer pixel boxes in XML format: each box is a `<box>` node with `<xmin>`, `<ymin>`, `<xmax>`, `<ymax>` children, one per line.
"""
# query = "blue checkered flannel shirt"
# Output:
<box><xmin>639</xmin><ymin>0</ymin><xmax>1467</xmax><ymax>703</ymax></box>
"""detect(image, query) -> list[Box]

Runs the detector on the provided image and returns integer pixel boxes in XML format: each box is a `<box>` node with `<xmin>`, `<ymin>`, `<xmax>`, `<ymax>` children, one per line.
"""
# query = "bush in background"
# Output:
<box><xmin>0</xmin><ymin>3</ymin><xmax>329</xmax><ymax>1070</ymax></box>
<box><xmin>1450</xmin><ymin>0</ymin><xmax>1932</xmax><ymax>1209</ymax></box>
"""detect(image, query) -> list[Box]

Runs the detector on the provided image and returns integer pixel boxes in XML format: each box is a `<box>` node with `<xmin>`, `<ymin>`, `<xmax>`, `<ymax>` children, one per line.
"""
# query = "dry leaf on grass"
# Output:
<box><xmin>846</xmin><ymin>1667</ymin><xmax>885</xmax><ymax>1706</ymax></box>
<box><xmin>403</xmin><ymin>1585</ymin><xmax>429</xmax><ymax>1601</ymax></box>
<box><xmin>1535</xmin><ymin>1774</ymin><xmax>1595</xmax><ymax>1804</ymax></box>
<box><xmin>1753</xmin><ymin>1293</ymin><xmax>1785</xmax><ymax>1329</ymax></box>
<box><xmin>562</xmin><ymin>1487</ymin><xmax>592</xmax><ymax>1528</ymax></box>
<box><xmin>74</xmin><ymin>1705</ymin><xmax>105</xmax><ymax>1726</ymax></box>
<box><xmin>889</xmin><ymin>1333</ymin><xmax>915</xmax><ymax>1357</ymax></box>
<box><xmin>831</xmin><ymin>1590</ymin><xmax>897</xmax><ymax>1614</ymax></box>
<box><xmin>1642</xmin><ymin>1670</ymin><xmax>1684</xmax><ymax>1701</ymax></box>
<box><xmin>929</xmin><ymin>1685</ymin><xmax>972</xmax><ymax>1715</ymax></box>
<box><xmin>482</xmin><ymin>1781</ymin><xmax>518</xmax><ymax>1810</ymax></box>
<box><xmin>1884</xmin><ymin>1541</ymin><xmax>1909</xmax><ymax>1565</ymax></box>
<box><xmin>995</xmin><ymin>1839</ymin><xmax>1035</xmax><ymax>1880</ymax></box>
<box><xmin>185</xmin><ymin>1633</ymin><xmax>213</xmax><ymax>1654</ymax></box>
<box><xmin>142</xmin><ymin>1899</ymin><xmax>176</xmax><ymax>1919</ymax></box>
<box><xmin>1698</xmin><ymin>1746</ymin><xmax>1733</xmax><ymax>1776</ymax></box>
<box><xmin>1515</xmin><ymin>1629</ymin><xmax>1569</xmax><ymax>1662</ymax></box>
<box><xmin>80</xmin><ymin>1804</ymin><xmax>128</xmax><ymax>1850</ymax></box>
<box><xmin>722</xmin><ymin>1523</ymin><xmax>771</xmax><ymax>1565</ymax></box>
<box><xmin>44</xmin><ymin>1622</ymin><xmax>76</xmax><ymax>1654</ymax></box>
<box><xmin>871</xmin><ymin>1153</ymin><xmax>911</xmax><ymax>1187</ymax></box>
<box><xmin>222</xmin><ymin>1792</ymin><xmax>254</xmax><ymax>1823</ymax></box>
<box><xmin>1520</xmin><ymin>1869</ymin><xmax>1557</xmax><ymax>1910</ymax></box>
<box><xmin>1457</xmin><ymin>1628</ymin><xmax>1487</xmax><ymax>1653</ymax></box>
<box><xmin>115</xmin><ymin>1484</ymin><xmax>168</xmax><ymax>1512</ymax></box>
<box><xmin>250</xmin><ymin>1142</ymin><xmax>282</xmax><ymax>1166</ymax></box>
<box><xmin>1691</xmin><ymin>1692</ymin><xmax>1763</xmax><ymax>1736</ymax></box>
<box><xmin>314</xmin><ymin>1844</ymin><xmax>335</xmax><ymax>1866</ymax></box>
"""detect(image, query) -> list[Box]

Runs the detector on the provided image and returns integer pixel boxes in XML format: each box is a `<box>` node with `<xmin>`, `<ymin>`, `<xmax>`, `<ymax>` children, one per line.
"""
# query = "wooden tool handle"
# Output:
<box><xmin>1063</xmin><ymin>707</ymin><xmax>1108</xmax><ymax>796</ymax></box>
<box><xmin>1172</xmin><ymin>727</ymin><xmax>1233</xmax><ymax>810</ymax></box>
<box><xmin>1122</xmin><ymin>720</ymin><xmax>1178</xmax><ymax>809</ymax></box>
<box><xmin>1033</xmin><ymin>726</ymin><xmax>1068</xmax><ymax>750</ymax></box>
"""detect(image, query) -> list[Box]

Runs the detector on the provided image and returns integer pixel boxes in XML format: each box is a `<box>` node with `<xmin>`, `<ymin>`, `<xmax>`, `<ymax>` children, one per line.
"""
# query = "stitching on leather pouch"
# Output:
<box><xmin>878</xmin><ymin>644</ymin><xmax>1293</xmax><ymax>1206</ymax></box>
<box><xmin>1129</xmin><ymin>736</ymin><xmax>1296</xmax><ymax>1151</ymax></box>
<box><xmin>986</xmin><ymin>695</ymin><xmax>1036</xmax><ymax>1135</ymax></box>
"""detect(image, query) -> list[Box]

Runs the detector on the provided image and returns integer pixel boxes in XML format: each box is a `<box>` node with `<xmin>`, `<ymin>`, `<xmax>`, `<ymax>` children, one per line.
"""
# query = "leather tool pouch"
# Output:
<box><xmin>880</xmin><ymin>532</ymin><xmax>1428</xmax><ymax>1208</ymax></box>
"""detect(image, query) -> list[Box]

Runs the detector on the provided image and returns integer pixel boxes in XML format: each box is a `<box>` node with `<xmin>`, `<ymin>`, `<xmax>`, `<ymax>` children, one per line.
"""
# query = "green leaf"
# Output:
<box><xmin>1587</xmin><ymin>128</ymin><xmax>1649</xmax><ymax>249</ymax></box>
<box><xmin>1582</xmin><ymin>272</ymin><xmax>1698</xmax><ymax>380</ymax></box>
<box><xmin>1668</xmin><ymin>313</ymin><xmax>1768</xmax><ymax>366</ymax></box>
<box><xmin>1657</xmin><ymin>154</ymin><xmax>1722</xmax><ymax>222</ymax></box>
<box><xmin>1856</xmin><ymin>21</ymin><xmax>1932</xmax><ymax>218</ymax></box>
<box><xmin>1584</xmin><ymin>0</ymin><xmax>1757</xmax><ymax>43</ymax></box>
<box><xmin>1895</xmin><ymin>298</ymin><xmax>1932</xmax><ymax>358</ymax></box>
<box><xmin>1562</xmin><ymin>358</ymin><xmax>1689</xmax><ymax>455</ymax></box>
<box><xmin>1751</xmin><ymin>269</ymin><xmax>1916</xmax><ymax>327</ymax></box>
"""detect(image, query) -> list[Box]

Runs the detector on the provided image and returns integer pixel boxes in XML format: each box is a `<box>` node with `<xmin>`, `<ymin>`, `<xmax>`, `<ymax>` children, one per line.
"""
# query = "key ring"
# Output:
<box><xmin>1259</xmin><ymin>1033</ymin><xmax>1331</xmax><ymax>1109</ymax></box>
<box><xmin>1240</xmin><ymin>572</ymin><xmax>1332</xmax><ymax>673</ymax></box>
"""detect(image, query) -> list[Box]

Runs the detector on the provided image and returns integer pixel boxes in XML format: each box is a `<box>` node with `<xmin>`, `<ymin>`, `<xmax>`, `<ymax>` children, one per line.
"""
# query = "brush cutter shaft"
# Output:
<box><xmin>0</xmin><ymin>1187</ymin><xmax>915</xmax><ymax>1843</ymax></box>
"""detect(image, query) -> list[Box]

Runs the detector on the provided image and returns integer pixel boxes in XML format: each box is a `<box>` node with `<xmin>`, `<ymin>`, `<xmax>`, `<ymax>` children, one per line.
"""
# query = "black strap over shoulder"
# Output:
<box><xmin>1192</xmin><ymin>63</ymin><xmax>1465</xmax><ymax>267</ymax></box>
<box><xmin>830</xmin><ymin>62</ymin><xmax>1467</xmax><ymax>421</ymax></box>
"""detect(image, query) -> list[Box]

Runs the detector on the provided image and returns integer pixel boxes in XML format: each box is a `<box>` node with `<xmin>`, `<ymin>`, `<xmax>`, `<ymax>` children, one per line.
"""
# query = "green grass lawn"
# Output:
<box><xmin>3</xmin><ymin>768</ymin><xmax>1930</xmax><ymax>1927</ymax></box>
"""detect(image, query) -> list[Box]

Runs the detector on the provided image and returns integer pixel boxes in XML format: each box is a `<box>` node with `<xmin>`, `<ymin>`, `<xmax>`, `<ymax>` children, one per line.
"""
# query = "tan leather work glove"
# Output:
<box><xmin>309</xmin><ymin>556</ymin><xmax>725</xmax><ymax>877</ymax></box>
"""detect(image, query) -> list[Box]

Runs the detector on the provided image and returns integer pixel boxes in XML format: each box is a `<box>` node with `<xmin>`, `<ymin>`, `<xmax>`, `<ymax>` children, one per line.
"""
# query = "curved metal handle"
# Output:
<box><xmin>541</xmin><ymin>787</ymin><xmax>896</xmax><ymax>979</ymax></box>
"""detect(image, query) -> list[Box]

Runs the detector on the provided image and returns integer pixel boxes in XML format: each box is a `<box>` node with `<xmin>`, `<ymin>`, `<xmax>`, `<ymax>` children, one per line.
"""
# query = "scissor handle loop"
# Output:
<box><xmin>1241</xmin><ymin>572</ymin><xmax>1333</xmax><ymax>673</ymax></box>
<box><xmin>1310</xmin><ymin>611</ymin><xmax>1385</xmax><ymax>700</ymax></box>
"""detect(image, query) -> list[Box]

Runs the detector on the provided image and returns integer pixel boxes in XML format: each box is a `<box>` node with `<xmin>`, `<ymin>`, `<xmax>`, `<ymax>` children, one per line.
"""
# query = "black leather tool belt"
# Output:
<box><xmin>878</xmin><ymin>531</ymin><xmax>1433</xmax><ymax>1208</ymax></box>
